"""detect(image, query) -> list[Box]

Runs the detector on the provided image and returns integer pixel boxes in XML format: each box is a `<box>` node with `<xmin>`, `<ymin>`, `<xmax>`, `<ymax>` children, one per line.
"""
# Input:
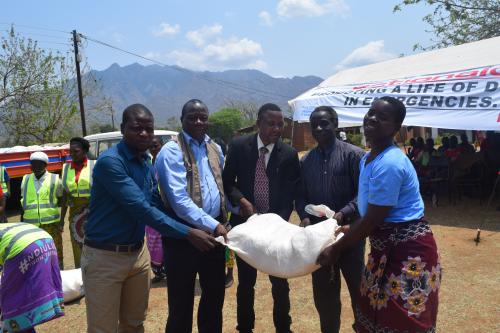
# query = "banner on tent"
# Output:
<box><xmin>291</xmin><ymin>65</ymin><xmax>500</xmax><ymax>130</ymax></box>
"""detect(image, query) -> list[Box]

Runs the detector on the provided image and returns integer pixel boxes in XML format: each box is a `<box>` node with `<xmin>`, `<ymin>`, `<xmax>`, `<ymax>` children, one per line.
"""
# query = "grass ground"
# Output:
<box><xmin>29</xmin><ymin>197</ymin><xmax>500</xmax><ymax>332</ymax></box>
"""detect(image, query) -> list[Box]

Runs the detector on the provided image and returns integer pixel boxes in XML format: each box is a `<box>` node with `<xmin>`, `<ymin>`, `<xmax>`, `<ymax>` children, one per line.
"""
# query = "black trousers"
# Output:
<box><xmin>163</xmin><ymin>238</ymin><xmax>226</xmax><ymax>333</ymax></box>
<box><xmin>235</xmin><ymin>255</ymin><xmax>292</xmax><ymax>333</ymax></box>
<box><xmin>312</xmin><ymin>240</ymin><xmax>365</xmax><ymax>333</ymax></box>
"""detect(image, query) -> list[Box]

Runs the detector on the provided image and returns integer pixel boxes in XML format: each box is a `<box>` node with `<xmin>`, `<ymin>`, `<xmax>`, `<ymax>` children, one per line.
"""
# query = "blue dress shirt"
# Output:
<box><xmin>155</xmin><ymin>131</ymin><xmax>224</xmax><ymax>232</ymax></box>
<box><xmin>86</xmin><ymin>140</ymin><xmax>189</xmax><ymax>244</ymax></box>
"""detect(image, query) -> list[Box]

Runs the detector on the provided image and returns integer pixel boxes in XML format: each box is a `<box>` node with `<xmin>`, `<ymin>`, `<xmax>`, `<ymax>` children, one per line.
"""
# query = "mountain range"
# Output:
<box><xmin>87</xmin><ymin>63</ymin><xmax>323</xmax><ymax>124</ymax></box>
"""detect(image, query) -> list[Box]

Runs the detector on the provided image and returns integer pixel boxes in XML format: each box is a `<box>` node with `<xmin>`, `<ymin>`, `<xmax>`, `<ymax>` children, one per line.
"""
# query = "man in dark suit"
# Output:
<box><xmin>222</xmin><ymin>103</ymin><xmax>301</xmax><ymax>333</ymax></box>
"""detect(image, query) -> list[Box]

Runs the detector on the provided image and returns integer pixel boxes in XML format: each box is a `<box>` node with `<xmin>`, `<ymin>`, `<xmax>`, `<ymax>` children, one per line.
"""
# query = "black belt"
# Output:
<box><xmin>84</xmin><ymin>239</ymin><xmax>144</xmax><ymax>253</ymax></box>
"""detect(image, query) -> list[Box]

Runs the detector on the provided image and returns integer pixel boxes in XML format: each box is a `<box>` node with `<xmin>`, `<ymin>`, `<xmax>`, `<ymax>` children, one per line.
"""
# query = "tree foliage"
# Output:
<box><xmin>394</xmin><ymin>0</ymin><xmax>500</xmax><ymax>50</ymax></box>
<box><xmin>208</xmin><ymin>108</ymin><xmax>245</xmax><ymax>143</ymax></box>
<box><xmin>0</xmin><ymin>27</ymin><xmax>81</xmax><ymax>145</ymax></box>
<box><xmin>222</xmin><ymin>100</ymin><xmax>259</xmax><ymax>126</ymax></box>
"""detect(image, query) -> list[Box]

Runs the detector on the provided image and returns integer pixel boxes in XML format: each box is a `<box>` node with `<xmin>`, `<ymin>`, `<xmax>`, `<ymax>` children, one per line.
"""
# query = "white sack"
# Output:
<box><xmin>60</xmin><ymin>268</ymin><xmax>85</xmax><ymax>302</ymax></box>
<box><xmin>217</xmin><ymin>213</ymin><xmax>342</xmax><ymax>279</ymax></box>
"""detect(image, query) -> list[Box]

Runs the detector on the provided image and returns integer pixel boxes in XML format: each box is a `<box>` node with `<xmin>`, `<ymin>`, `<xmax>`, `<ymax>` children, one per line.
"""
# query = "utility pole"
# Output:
<box><xmin>110</xmin><ymin>103</ymin><xmax>115</xmax><ymax>130</ymax></box>
<box><xmin>72</xmin><ymin>30</ymin><xmax>87</xmax><ymax>136</ymax></box>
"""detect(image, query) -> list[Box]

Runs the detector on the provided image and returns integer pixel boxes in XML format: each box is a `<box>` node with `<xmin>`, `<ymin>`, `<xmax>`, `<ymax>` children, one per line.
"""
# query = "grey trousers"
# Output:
<box><xmin>312</xmin><ymin>240</ymin><xmax>365</xmax><ymax>333</ymax></box>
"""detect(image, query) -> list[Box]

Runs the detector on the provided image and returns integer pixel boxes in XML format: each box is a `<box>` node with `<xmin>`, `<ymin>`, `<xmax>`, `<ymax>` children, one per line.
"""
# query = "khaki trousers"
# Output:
<box><xmin>81</xmin><ymin>243</ymin><xmax>151</xmax><ymax>333</ymax></box>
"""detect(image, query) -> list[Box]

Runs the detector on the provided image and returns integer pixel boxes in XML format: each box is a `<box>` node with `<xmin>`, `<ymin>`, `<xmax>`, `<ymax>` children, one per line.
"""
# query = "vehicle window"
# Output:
<box><xmin>97</xmin><ymin>139</ymin><xmax>121</xmax><ymax>157</ymax></box>
<box><xmin>159</xmin><ymin>135</ymin><xmax>174</xmax><ymax>144</ymax></box>
<box><xmin>88</xmin><ymin>141</ymin><xmax>98</xmax><ymax>159</ymax></box>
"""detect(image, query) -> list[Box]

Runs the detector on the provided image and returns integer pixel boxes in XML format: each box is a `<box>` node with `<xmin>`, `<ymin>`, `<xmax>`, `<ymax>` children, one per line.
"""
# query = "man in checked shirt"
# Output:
<box><xmin>296</xmin><ymin>106</ymin><xmax>365</xmax><ymax>333</ymax></box>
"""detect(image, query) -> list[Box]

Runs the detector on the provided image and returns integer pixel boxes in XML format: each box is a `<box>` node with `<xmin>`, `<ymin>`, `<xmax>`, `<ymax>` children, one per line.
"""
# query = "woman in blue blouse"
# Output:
<box><xmin>318</xmin><ymin>97</ymin><xmax>440</xmax><ymax>333</ymax></box>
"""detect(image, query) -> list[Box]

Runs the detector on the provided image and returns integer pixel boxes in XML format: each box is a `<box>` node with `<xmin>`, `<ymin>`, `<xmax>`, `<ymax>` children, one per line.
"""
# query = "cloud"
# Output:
<box><xmin>168</xmin><ymin>36</ymin><xmax>266</xmax><ymax>71</ymax></box>
<box><xmin>334</xmin><ymin>40</ymin><xmax>397</xmax><ymax>71</ymax></box>
<box><xmin>153</xmin><ymin>22</ymin><xmax>180</xmax><ymax>37</ymax></box>
<box><xmin>277</xmin><ymin>0</ymin><xmax>349</xmax><ymax>18</ymax></box>
<box><xmin>204</xmin><ymin>38</ymin><xmax>263</xmax><ymax>62</ymax></box>
<box><xmin>186</xmin><ymin>24</ymin><xmax>223</xmax><ymax>47</ymax></box>
<box><xmin>259</xmin><ymin>11</ymin><xmax>273</xmax><ymax>26</ymax></box>
<box><xmin>143</xmin><ymin>51</ymin><xmax>162</xmax><ymax>60</ymax></box>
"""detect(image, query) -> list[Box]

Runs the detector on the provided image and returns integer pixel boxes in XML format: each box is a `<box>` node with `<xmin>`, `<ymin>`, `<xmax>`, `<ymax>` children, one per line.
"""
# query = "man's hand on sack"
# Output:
<box><xmin>333</xmin><ymin>211</ymin><xmax>344</xmax><ymax>224</ymax></box>
<box><xmin>186</xmin><ymin>228</ymin><xmax>218</xmax><ymax>252</ymax></box>
<box><xmin>239</xmin><ymin>197</ymin><xmax>255</xmax><ymax>217</ymax></box>
<box><xmin>213</xmin><ymin>223</ymin><xmax>228</xmax><ymax>242</ymax></box>
<box><xmin>300</xmin><ymin>217</ymin><xmax>311</xmax><ymax>227</ymax></box>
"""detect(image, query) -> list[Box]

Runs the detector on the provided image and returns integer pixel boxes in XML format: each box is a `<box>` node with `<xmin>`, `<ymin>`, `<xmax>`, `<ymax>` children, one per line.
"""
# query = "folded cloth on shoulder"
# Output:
<box><xmin>216</xmin><ymin>212</ymin><xmax>343</xmax><ymax>278</ymax></box>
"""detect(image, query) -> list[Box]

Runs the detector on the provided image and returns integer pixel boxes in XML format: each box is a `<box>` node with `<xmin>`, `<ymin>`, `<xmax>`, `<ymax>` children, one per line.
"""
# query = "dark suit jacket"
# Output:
<box><xmin>223</xmin><ymin>133</ymin><xmax>301</xmax><ymax>226</ymax></box>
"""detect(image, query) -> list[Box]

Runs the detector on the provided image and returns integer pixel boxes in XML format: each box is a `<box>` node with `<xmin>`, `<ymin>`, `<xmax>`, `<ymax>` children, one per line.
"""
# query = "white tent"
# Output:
<box><xmin>290</xmin><ymin>37</ymin><xmax>500</xmax><ymax>130</ymax></box>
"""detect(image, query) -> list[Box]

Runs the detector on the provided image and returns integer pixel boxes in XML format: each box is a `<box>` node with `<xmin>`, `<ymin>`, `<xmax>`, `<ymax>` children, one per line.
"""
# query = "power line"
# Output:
<box><xmin>79</xmin><ymin>33</ymin><xmax>294</xmax><ymax>100</ymax></box>
<box><xmin>33</xmin><ymin>40</ymin><xmax>72</xmax><ymax>46</ymax></box>
<box><xmin>0</xmin><ymin>22</ymin><xmax>71</xmax><ymax>34</ymax></box>
<box><xmin>4</xmin><ymin>31</ymin><xmax>71</xmax><ymax>40</ymax></box>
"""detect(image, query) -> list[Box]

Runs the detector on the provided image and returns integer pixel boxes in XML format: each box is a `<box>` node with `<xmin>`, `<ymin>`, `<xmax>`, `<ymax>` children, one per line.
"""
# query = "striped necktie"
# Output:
<box><xmin>254</xmin><ymin>146</ymin><xmax>269</xmax><ymax>213</ymax></box>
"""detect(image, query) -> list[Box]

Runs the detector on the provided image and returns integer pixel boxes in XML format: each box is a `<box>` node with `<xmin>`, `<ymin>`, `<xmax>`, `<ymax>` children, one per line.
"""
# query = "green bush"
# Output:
<box><xmin>208</xmin><ymin>108</ymin><xmax>245</xmax><ymax>143</ymax></box>
<box><xmin>347</xmin><ymin>133</ymin><xmax>363</xmax><ymax>148</ymax></box>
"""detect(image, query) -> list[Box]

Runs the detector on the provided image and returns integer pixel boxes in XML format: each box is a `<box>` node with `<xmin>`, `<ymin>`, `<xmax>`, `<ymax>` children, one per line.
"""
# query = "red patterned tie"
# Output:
<box><xmin>254</xmin><ymin>146</ymin><xmax>269</xmax><ymax>213</ymax></box>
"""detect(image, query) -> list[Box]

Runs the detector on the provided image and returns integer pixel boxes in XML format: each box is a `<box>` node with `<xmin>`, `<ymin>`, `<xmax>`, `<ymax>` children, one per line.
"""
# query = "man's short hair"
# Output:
<box><xmin>122</xmin><ymin>104</ymin><xmax>153</xmax><ymax>125</ymax></box>
<box><xmin>311</xmin><ymin>106</ymin><xmax>338</xmax><ymax>123</ymax></box>
<box><xmin>70</xmin><ymin>137</ymin><xmax>90</xmax><ymax>152</ymax></box>
<box><xmin>379</xmin><ymin>96</ymin><xmax>406</xmax><ymax>125</ymax></box>
<box><xmin>257</xmin><ymin>103</ymin><xmax>281</xmax><ymax>120</ymax></box>
<box><xmin>181</xmin><ymin>99</ymin><xmax>208</xmax><ymax>120</ymax></box>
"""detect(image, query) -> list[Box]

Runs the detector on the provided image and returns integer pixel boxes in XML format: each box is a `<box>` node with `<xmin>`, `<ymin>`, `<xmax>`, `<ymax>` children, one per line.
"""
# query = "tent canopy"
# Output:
<box><xmin>290</xmin><ymin>37</ymin><xmax>500</xmax><ymax>130</ymax></box>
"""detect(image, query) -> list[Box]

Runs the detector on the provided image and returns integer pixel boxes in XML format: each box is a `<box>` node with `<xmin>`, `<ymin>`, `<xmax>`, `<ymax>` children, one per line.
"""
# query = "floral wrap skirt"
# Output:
<box><xmin>355</xmin><ymin>219</ymin><xmax>441</xmax><ymax>333</ymax></box>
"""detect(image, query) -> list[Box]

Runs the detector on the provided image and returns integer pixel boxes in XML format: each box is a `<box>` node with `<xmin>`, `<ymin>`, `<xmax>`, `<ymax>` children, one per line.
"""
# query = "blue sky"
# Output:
<box><xmin>1</xmin><ymin>0</ymin><xmax>434</xmax><ymax>79</ymax></box>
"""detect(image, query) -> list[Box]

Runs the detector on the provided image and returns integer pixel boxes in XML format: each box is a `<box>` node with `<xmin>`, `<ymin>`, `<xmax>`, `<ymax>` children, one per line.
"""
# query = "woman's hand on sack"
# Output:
<box><xmin>335</xmin><ymin>225</ymin><xmax>350</xmax><ymax>237</ymax></box>
<box><xmin>239</xmin><ymin>197</ymin><xmax>255</xmax><ymax>217</ymax></box>
<box><xmin>186</xmin><ymin>228</ymin><xmax>218</xmax><ymax>252</ymax></box>
<box><xmin>316</xmin><ymin>245</ymin><xmax>340</xmax><ymax>266</ymax></box>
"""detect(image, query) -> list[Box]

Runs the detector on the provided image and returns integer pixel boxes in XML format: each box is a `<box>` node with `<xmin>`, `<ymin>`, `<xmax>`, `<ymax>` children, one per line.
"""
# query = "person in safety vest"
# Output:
<box><xmin>20</xmin><ymin>151</ymin><xmax>64</xmax><ymax>268</ymax></box>
<box><xmin>0</xmin><ymin>162</ymin><xmax>10</xmax><ymax>223</ymax></box>
<box><xmin>0</xmin><ymin>222</ymin><xmax>64</xmax><ymax>332</ymax></box>
<box><xmin>60</xmin><ymin>137</ymin><xmax>95</xmax><ymax>268</ymax></box>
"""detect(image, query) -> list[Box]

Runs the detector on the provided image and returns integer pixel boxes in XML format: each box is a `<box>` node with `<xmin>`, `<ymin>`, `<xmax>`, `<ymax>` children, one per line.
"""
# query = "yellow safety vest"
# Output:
<box><xmin>0</xmin><ymin>165</ymin><xmax>8</xmax><ymax>195</ymax></box>
<box><xmin>20</xmin><ymin>173</ymin><xmax>60</xmax><ymax>225</ymax></box>
<box><xmin>0</xmin><ymin>222</ymin><xmax>51</xmax><ymax>265</ymax></box>
<box><xmin>61</xmin><ymin>160</ymin><xmax>95</xmax><ymax>198</ymax></box>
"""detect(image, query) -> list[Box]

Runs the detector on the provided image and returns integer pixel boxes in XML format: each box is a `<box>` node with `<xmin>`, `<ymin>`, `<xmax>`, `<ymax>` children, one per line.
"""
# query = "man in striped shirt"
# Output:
<box><xmin>296</xmin><ymin>106</ymin><xmax>365</xmax><ymax>333</ymax></box>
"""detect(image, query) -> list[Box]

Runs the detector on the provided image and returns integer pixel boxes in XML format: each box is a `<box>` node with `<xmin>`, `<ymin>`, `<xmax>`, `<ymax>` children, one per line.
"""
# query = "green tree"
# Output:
<box><xmin>208</xmin><ymin>108</ymin><xmax>245</xmax><ymax>143</ymax></box>
<box><xmin>0</xmin><ymin>27</ymin><xmax>81</xmax><ymax>145</ymax></box>
<box><xmin>222</xmin><ymin>100</ymin><xmax>259</xmax><ymax>126</ymax></box>
<box><xmin>394</xmin><ymin>0</ymin><xmax>500</xmax><ymax>50</ymax></box>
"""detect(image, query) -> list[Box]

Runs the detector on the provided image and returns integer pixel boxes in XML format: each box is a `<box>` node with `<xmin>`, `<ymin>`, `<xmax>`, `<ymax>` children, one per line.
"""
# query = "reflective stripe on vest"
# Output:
<box><xmin>0</xmin><ymin>166</ymin><xmax>8</xmax><ymax>194</ymax></box>
<box><xmin>62</xmin><ymin>160</ymin><xmax>94</xmax><ymax>198</ymax></box>
<box><xmin>0</xmin><ymin>223</ymin><xmax>26</xmax><ymax>239</ymax></box>
<box><xmin>21</xmin><ymin>173</ymin><xmax>60</xmax><ymax>225</ymax></box>
<box><xmin>2</xmin><ymin>228</ymin><xmax>40</xmax><ymax>262</ymax></box>
<box><xmin>0</xmin><ymin>223</ymin><xmax>50</xmax><ymax>264</ymax></box>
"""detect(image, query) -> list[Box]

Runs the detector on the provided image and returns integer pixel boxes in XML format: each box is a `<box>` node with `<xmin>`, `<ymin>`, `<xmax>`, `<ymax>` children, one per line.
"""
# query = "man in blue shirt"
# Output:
<box><xmin>82</xmin><ymin>104</ymin><xmax>218</xmax><ymax>333</ymax></box>
<box><xmin>156</xmin><ymin>99</ymin><xmax>228</xmax><ymax>333</ymax></box>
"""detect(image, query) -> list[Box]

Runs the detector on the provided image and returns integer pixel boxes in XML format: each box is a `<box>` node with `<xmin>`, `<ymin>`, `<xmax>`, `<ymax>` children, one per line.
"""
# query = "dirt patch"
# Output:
<box><xmin>33</xmin><ymin>198</ymin><xmax>499</xmax><ymax>332</ymax></box>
